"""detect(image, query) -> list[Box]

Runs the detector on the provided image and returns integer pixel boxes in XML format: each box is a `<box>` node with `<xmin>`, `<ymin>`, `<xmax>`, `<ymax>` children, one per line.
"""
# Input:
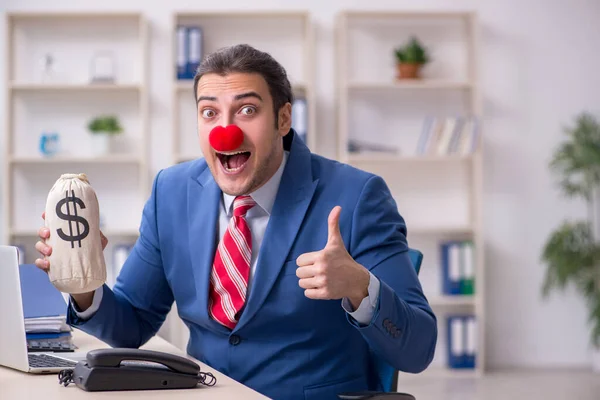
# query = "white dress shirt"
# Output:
<box><xmin>73</xmin><ymin>150</ymin><xmax>380</xmax><ymax>325</ymax></box>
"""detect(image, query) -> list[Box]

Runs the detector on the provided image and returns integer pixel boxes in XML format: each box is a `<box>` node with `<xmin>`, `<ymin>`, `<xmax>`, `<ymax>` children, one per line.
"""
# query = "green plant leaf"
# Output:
<box><xmin>549</xmin><ymin>112</ymin><xmax>600</xmax><ymax>201</ymax></box>
<box><xmin>87</xmin><ymin>115</ymin><xmax>123</xmax><ymax>135</ymax></box>
<box><xmin>394</xmin><ymin>36</ymin><xmax>430</xmax><ymax>64</ymax></box>
<box><xmin>540</xmin><ymin>220</ymin><xmax>598</xmax><ymax>296</ymax></box>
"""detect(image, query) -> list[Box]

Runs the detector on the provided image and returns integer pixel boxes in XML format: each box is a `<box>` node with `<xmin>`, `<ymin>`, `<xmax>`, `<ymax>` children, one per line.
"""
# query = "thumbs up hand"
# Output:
<box><xmin>296</xmin><ymin>206</ymin><xmax>371</xmax><ymax>309</ymax></box>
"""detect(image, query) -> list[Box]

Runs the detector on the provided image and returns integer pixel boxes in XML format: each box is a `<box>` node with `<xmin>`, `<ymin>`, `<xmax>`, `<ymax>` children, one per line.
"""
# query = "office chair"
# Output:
<box><xmin>338</xmin><ymin>248</ymin><xmax>423</xmax><ymax>400</ymax></box>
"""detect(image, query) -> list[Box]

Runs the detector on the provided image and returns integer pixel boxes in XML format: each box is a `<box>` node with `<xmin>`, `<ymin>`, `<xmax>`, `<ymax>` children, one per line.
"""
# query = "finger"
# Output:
<box><xmin>35</xmin><ymin>258</ymin><xmax>49</xmax><ymax>271</ymax></box>
<box><xmin>35</xmin><ymin>241</ymin><xmax>52</xmax><ymax>257</ymax></box>
<box><xmin>304</xmin><ymin>288</ymin><xmax>329</xmax><ymax>300</ymax></box>
<box><xmin>296</xmin><ymin>265</ymin><xmax>320</xmax><ymax>279</ymax></box>
<box><xmin>298</xmin><ymin>276</ymin><xmax>321</xmax><ymax>290</ymax></box>
<box><xmin>42</xmin><ymin>211</ymin><xmax>46</xmax><ymax>220</ymax></box>
<box><xmin>296</xmin><ymin>251</ymin><xmax>320</xmax><ymax>267</ymax></box>
<box><xmin>326</xmin><ymin>206</ymin><xmax>342</xmax><ymax>246</ymax></box>
<box><xmin>38</xmin><ymin>226</ymin><xmax>50</xmax><ymax>240</ymax></box>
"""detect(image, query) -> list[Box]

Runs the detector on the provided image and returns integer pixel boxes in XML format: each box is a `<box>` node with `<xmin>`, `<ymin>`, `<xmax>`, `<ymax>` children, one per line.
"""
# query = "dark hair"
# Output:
<box><xmin>193</xmin><ymin>44</ymin><xmax>293</xmax><ymax>126</ymax></box>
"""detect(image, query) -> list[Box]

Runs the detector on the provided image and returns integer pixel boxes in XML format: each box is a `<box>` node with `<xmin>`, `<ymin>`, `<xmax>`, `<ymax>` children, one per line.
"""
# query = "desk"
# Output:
<box><xmin>0</xmin><ymin>329</ymin><xmax>269</xmax><ymax>399</ymax></box>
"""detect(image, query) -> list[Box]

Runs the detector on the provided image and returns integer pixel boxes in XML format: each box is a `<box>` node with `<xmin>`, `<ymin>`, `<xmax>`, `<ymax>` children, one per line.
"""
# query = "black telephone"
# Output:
<box><xmin>58</xmin><ymin>348</ymin><xmax>216</xmax><ymax>392</ymax></box>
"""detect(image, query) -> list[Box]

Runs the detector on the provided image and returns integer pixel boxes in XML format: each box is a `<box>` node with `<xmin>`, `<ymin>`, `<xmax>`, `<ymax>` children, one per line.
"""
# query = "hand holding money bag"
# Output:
<box><xmin>44</xmin><ymin>173</ymin><xmax>106</xmax><ymax>293</ymax></box>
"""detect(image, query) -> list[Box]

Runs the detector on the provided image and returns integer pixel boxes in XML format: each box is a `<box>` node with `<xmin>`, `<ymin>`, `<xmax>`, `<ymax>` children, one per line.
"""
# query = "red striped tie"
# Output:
<box><xmin>209</xmin><ymin>195</ymin><xmax>256</xmax><ymax>329</ymax></box>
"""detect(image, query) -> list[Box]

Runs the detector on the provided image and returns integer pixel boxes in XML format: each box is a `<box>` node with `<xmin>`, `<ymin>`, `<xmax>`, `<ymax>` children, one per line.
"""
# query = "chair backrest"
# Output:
<box><xmin>373</xmin><ymin>248</ymin><xmax>423</xmax><ymax>392</ymax></box>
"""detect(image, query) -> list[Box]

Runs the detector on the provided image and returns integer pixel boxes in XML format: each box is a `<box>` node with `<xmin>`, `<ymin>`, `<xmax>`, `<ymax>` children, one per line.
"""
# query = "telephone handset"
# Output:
<box><xmin>58</xmin><ymin>348</ymin><xmax>216</xmax><ymax>392</ymax></box>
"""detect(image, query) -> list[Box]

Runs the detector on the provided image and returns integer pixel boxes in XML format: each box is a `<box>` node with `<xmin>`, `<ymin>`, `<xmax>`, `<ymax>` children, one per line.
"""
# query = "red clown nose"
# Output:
<box><xmin>209</xmin><ymin>125</ymin><xmax>244</xmax><ymax>152</ymax></box>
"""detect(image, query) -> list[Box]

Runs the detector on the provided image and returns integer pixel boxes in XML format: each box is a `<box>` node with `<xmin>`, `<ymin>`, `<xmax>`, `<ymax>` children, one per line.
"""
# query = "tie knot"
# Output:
<box><xmin>233</xmin><ymin>195</ymin><xmax>256</xmax><ymax>217</ymax></box>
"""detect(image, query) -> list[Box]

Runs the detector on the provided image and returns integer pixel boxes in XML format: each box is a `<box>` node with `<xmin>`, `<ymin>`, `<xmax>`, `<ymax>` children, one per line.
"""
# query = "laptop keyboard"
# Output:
<box><xmin>28</xmin><ymin>353</ymin><xmax>77</xmax><ymax>368</ymax></box>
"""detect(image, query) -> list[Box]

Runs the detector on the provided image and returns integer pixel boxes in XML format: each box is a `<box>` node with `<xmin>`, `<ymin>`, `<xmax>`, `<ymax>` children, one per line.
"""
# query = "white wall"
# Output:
<box><xmin>1</xmin><ymin>0</ymin><xmax>598</xmax><ymax>369</ymax></box>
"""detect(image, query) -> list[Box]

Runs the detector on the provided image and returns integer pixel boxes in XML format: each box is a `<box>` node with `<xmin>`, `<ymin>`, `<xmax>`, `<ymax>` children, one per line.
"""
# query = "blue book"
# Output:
<box><xmin>19</xmin><ymin>264</ymin><xmax>67</xmax><ymax>319</ymax></box>
<box><xmin>292</xmin><ymin>98</ymin><xmax>308</xmax><ymax>143</ymax></box>
<box><xmin>441</xmin><ymin>241</ymin><xmax>462</xmax><ymax>295</ymax></box>
<box><xmin>186</xmin><ymin>26</ymin><xmax>203</xmax><ymax>79</ymax></box>
<box><xmin>26</xmin><ymin>332</ymin><xmax>71</xmax><ymax>340</ymax></box>
<box><xmin>447</xmin><ymin>315</ymin><xmax>466</xmax><ymax>368</ymax></box>
<box><xmin>176</xmin><ymin>25</ymin><xmax>188</xmax><ymax>80</ymax></box>
<box><xmin>464</xmin><ymin>316</ymin><xmax>477</xmax><ymax>368</ymax></box>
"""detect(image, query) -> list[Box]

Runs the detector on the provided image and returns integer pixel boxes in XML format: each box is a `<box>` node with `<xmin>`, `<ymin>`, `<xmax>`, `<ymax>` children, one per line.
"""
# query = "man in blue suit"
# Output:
<box><xmin>35</xmin><ymin>44</ymin><xmax>437</xmax><ymax>399</ymax></box>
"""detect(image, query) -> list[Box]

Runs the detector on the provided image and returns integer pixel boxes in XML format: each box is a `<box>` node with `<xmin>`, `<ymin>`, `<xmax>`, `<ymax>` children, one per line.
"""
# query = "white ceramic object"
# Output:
<box><xmin>90</xmin><ymin>133</ymin><xmax>111</xmax><ymax>157</ymax></box>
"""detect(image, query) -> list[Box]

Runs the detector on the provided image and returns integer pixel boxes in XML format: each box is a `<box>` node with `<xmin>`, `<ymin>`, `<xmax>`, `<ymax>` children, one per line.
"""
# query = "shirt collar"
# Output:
<box><xmin>223</xmin><ymin>151</ymin><xmax>289</xmax><ymax>216</ymax></box>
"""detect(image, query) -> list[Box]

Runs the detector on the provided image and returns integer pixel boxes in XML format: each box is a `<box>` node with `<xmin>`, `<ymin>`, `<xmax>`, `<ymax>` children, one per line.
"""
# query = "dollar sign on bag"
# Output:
<box><xmin>56</xmin><ymin>190</ymin><xmax>90</xmax><ymax>248</ymax></box>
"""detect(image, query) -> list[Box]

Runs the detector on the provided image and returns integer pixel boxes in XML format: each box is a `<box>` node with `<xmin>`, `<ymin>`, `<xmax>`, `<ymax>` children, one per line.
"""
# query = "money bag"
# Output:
<box><xmin>44</xmin><ymin>173</ymin><xmax>106</xmax><ymax>294</ymax></box>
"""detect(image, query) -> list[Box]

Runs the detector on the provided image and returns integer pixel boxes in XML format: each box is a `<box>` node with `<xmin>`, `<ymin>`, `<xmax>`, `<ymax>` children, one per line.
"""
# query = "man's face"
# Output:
<box><xmin>196</xmin><ymin>72</ymin><xmax>291</xmax><ymax>196</ymax></box>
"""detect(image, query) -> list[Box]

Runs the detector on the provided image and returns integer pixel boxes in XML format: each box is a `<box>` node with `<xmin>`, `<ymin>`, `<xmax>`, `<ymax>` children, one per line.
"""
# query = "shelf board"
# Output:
<box><xmin>9</xmin><ymin>155</ymin><xmax>142</xmax><ymax>164</ymax></box>
<box><xmin>10</xmin><ymin>228</ymin><xmax>139</xmax><ymax>237</ymax></box>
<box><xmin>342</xmin><ymin>10</ymin><xmax>475</xmax><ymax>19</ymax></box>
<box><xmin>347</xmin><ymin>153</ymin><xmax>473</xmax><ymax>163</ymax></box>
<box><xmin>175</xmin><ymin>81</ymin><xmax>308</xmax><ymax>92</ymax></box>
<box><xmin>428</xmin><ymin>295</ymin><xmax>476</xmax><ymax>308</ymax></box>
<box><xmin>9</xmin><ymin>82</ymin><xmax>142</xmax><ymax>92</ymax></box>
<box><xmin>176</xmin><ymin>11</ymin><xmax>310</xmax><ymax>18</ymax></box>
<box><xmin>347</xmin><ymin>80</ymin><xmax>472</xmax><ymax>91</ymax></box>
<box><xmin>8</xmin><ymin>11</ymin><xmax>143</xmax><ymax>20</ymax></box>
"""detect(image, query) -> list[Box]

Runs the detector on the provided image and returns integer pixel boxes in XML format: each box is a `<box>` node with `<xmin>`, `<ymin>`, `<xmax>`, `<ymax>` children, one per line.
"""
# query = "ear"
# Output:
<box><xmin>277</xmin><ymin>102</ymin><xmax>292</xmax><ymax>136</ymax></box>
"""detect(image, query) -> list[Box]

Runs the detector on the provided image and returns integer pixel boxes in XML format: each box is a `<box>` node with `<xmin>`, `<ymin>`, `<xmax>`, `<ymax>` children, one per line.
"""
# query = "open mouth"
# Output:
<box><xmin>216</xmin><ymin>150</ymin><xmax>251</xmax><ymax>174</ymax></box>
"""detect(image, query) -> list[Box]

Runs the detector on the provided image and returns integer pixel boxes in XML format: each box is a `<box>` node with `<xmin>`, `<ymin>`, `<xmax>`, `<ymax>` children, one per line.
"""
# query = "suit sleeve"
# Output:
<box><xmin>66</xmin><ymin>170</ymin><xmax>174</xmax><ymax>348</ymax></box>
<box><xmin>347</xmin><ymin>175</ymin><xmax>437</xmax><ymax>373</ymax></box>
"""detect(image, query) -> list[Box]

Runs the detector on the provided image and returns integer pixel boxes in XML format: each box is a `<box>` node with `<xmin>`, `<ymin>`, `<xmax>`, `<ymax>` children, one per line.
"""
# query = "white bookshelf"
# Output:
<box><xmin>335</xmin><ymin>10</ymin><xmax>485</xmax><ymax>378</ymax></box>
<box><xmin>171</xmin><ymin>11</ymin><xmax>316</xmax><ymax>165</ymax></box>
<box><xmin>3</xmin><ymin>12</ymin><xmax>149</xmax><ymax>287</ymax></box>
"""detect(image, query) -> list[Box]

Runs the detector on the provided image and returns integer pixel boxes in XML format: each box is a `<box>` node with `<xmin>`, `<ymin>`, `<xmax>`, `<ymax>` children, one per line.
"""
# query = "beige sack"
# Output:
<box><xmin>44</xmin><ymin>173</ymin><xmax>106</xmax><ymax>294</ymax></box>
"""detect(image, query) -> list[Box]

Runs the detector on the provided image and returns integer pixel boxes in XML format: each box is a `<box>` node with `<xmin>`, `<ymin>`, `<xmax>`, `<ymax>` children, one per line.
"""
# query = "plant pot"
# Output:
<box><xmin>396</xmin><ymin>63</ymin><xmax>422</xmax><ymax>80</ymax></box>
<box><xmin>90</xmin><ymin>133</ymin><xmax>112</xmax><ymax>157</ymax></box>
<box><xmin>593</xmin><ymin>346</ymin><xmax>600</xmax><ymax>373</ymax></box>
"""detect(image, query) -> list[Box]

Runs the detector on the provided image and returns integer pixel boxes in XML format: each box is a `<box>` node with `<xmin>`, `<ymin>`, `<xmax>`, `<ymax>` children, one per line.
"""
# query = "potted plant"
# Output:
<box><xmin>541</xmin><ymin>112</ymin><xmax>600</xmax><ymax>372</ymax></box>
<box><xmin>394</xmin><ymin>36</ymin><xmax>430</xmax><ymax>80</ymax></box>
<box><xmin>87</xmin><ymin>115</ymin><xmax>122</xmax><ymax>156</ymax></box>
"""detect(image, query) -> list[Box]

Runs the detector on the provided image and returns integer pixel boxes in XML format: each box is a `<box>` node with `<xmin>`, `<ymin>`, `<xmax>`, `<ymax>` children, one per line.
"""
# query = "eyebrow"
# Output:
<box><xmin>196</xmin><ymin>91</ymin><xmax>263</xmax><ymax>105</ymax></box>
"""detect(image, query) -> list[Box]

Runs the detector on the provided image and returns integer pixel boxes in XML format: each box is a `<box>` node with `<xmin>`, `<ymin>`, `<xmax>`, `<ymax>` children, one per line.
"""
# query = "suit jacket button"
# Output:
<box><xmin>229</xmin><ymin>335</ymin><xmax>241</xmax><ymax>346</ymax></box>
<box><xmin>383</xmin><ymin>318</ymin><xmax>390</xmax><ymax>329</ymax></box>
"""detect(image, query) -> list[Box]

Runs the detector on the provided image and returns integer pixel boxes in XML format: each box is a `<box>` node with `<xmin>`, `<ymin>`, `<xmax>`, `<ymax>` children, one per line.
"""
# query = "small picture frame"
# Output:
<box><xmin>90</xmin><ymin>51</ymin><xmax>116</xmax><ymax>83</ymax></box>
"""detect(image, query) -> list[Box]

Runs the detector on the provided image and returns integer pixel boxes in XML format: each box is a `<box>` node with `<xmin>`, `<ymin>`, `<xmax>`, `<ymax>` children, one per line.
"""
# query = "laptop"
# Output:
<box><xmin>0</xmin><ymin>245</ymin><xmax>87</xmax><ymax>373</ymax></box>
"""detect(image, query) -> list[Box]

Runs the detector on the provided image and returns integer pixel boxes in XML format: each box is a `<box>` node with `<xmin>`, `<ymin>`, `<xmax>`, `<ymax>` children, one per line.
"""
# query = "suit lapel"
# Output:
<box><xmin>187</xmin><ymin>166</ymin><xmax>230</xmax><ymax>335</ymax></box>
<box><xmin>235</xmin><ymin>131</ymin><xmax>318</xmax><ymax>331</ymax></box>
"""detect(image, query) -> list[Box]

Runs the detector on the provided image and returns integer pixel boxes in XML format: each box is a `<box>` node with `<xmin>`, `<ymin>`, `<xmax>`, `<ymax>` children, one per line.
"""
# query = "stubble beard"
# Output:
<box><xmin>215</xmin><ymin>133</ymin><xmax>281</xmax><ymax>197</ymax></box>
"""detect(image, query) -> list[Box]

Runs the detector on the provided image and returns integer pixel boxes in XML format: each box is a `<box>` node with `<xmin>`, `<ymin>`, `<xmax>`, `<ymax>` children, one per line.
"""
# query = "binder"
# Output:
<box><xmin>441</xmin><ymin>241</ymin><xmax>461</xmax><ymax>295</ymax></box>
<box><xmin>108</xmin><ymin>244</ymin><xmax>133</xmax><ymax>287</ymax></box>
<box><xmin>465</xmin><ymin>316</ymin><xmax>477</xmax><ymax>368</ymax></box>
<box><xmin>460</xmin><ymin>241</ymin><xmax>475</xmax><ymax>295</ymax></box>
<box><xmin>447</xmin><ymin>316</ymin><xmax>465</xmax><ymax>368</ymax></box>
<box><xmin>176</xmin><ymin>25</ymin><xmax>188</xmax><ymax>80</ymax></box>
<box><xmin>187</xmin><ymin>26</ymin><xmax>203</xmax><ymax>79</ymax></box>
<box><xmin>447</xmin><ymin>315</ymin><xmax>477</xmax><ymax>369</ymax></box>
<box><xmin>292</xmin><ymin>98</ymin><xmax>308</xmax><ymax>143</ymax></box>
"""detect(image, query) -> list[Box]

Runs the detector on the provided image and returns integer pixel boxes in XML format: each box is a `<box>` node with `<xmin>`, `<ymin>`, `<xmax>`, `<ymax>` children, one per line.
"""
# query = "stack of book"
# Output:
<box><xmin>19</xmin><ymin>264</ymin><xmax>75</xmax><ymax>353</ymax></box>
<box><xmin>416</xmin><ymin>115</ymin><xmax>479</xmax><ymax>156</ymax></box>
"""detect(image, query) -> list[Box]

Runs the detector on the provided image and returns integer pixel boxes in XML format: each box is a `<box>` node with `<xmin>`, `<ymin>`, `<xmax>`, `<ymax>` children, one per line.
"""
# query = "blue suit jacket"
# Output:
<box><xmin>68</xmin><ymin>130</ymin><xmax>437</xmax><ymax>400</ymax></box>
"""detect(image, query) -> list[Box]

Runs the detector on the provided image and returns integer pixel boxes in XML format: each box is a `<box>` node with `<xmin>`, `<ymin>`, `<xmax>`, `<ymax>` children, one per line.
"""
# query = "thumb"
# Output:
<box><xmin>326</xmin><ymin>206</ymin><xmax>343</xmax><ymax>246</ymax></box>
